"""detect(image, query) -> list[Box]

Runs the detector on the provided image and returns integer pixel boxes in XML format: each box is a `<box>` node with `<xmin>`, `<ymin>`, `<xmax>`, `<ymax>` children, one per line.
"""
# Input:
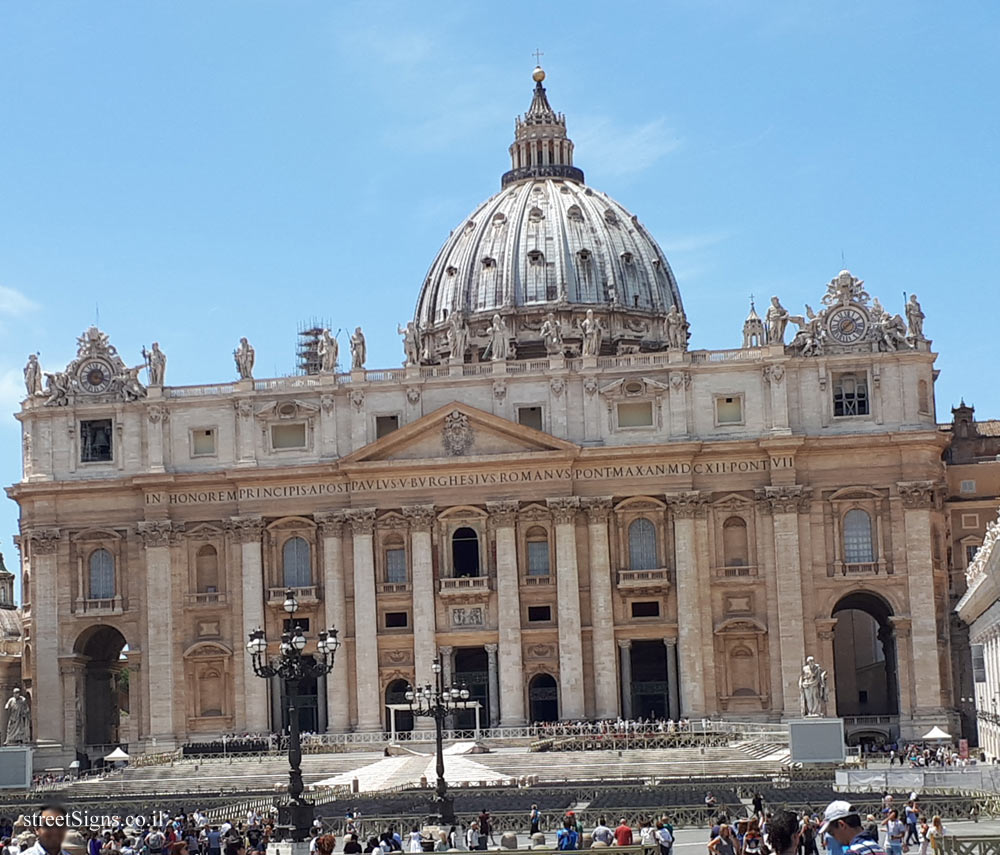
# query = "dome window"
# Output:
<box><xmin>528</xmin><ymin>250</ymin><xmax>545</xmax><ymax>266</ymax></box>
<box><xmin>446</xmin><ymin>266</ymin><xmax>458</xmax><ymax>277</ymax></box>
<box><xmin>482</xmin><ymin>257</ymin><xmax>496</xmax><ymax>269</ymax></box>
<box><xmin>604</xmin><ymin>209</ymin><xmax>620</xmax><ymax>226</ymax></box>
<box><xmin>492</xmin><ymin>213</ymin><xmax>507</xmax><ymax>226</ymax></box>
<box><xmin>465</xmin><ymin>220</ymin><xmax>476</xmax><ymax>230</ymax></box>
<box><xmin>529</xmin><ymin>206</ymin><xmax>545</xmax><ymax>223</ymax></box>
<box><xmin>621</xmin><ymin>252</ymin><xmax>634</xmax><ymax>264</ymax></box>
<box><xmin>567</xmin><ymin>205</ymin><xmax>584</xmax><ymax>223</ymax></box>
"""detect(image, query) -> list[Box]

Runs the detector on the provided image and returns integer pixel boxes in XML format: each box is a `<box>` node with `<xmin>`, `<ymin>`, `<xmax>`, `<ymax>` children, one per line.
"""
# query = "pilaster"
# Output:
<box><xmin>582</xmin><ymin>497</ymin><xmax>618</xmax><ymax>719</ymax></box>
<box><xmin>346</xmin><ymin>508</ymin><xmax>380</xmax><ymax>730</ymax></box>
<box><xmin>402</xmin><ymin>505</ymin><xmax>437</xmax><ymax>688</ymax></box>
<box><xmin>26</xmin><ymin>527</ymin><xmax>63</xmax><ymax>744</ymax></box>
<box><xmin>547</xmin><ymin>497</ymin><xmax>585</xmax><ymax>720</ymax></box>
<box><xmin>315</xmin><ymin>510</ymin><xmax>350</xmax><ymax>732</ymax></box>
<box><xmin>487</xmin><ymin>501</ymin><xmax>526</xmax><ymax>725</ymax></box>
<box><xmin>227</xmin><ymin>514</ymin><xmax>268</xmax><ymax>732</ymax></box>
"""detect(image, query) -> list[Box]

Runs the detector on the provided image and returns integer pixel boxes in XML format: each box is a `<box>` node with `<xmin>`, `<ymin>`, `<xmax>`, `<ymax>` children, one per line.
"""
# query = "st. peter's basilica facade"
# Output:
<box><xmin>7</xmin><ymin>67</ymin><xmax>955</xmax><ymax>765</ymax></box>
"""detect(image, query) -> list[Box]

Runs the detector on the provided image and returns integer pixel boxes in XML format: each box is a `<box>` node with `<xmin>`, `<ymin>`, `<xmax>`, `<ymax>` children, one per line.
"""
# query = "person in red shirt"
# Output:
<box><xmin>613</xmin><ymin>820</ymin><xmax>633</xmax><ymax>847</ymax></box>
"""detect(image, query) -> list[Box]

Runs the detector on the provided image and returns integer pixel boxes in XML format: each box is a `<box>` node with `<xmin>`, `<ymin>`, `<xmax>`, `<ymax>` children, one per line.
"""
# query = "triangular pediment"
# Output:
<box><xmin>341</xmin><ymin>403</ymin><xmax>578</xmax><ymax>464</ymax></box>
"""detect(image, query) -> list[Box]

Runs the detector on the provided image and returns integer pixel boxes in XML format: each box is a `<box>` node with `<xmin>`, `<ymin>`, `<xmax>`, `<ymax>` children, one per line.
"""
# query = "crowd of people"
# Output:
<box><xmin>885</xmin><ymin>744</ymin><xmax>986</xmax><ymax>769</ymax></box>
<box><xmin>0</xmin><ymin>796</ymin><xmax>965</xmax><ymax>855</ymax></box>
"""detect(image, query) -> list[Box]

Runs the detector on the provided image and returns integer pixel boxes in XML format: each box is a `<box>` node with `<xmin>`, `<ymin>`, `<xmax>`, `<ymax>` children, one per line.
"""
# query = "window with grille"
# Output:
<box><xmin>80</xmin><ymin>419</ymin><xmax>113</xmax><ymax>462</ymax></box>
<box><xmin>628</xmin><ymin>518</ymin><xmax>658</xmax><ymax>571</ymax></box>
<box><xmin>282</xmin><ymin>537</ymin><xmax>311</xmax><ymax>588</ymax></box>
<box><xmin>385</xmin><ymin>547</ymin><xmax>407</xmax><ymax>584</ymax></box>
<box><xmin>833</xmin><ymin>373</ymin><xmax>869</xmax><ymax>417</ymax></box>
<box><xmin>88</xmin><ymin>548</ymin><xmax>115</xmax><ymax>599</ymax></box>
<box><xmin>843</xmin><ymin>509</ymin><xmax>875</xmax><ymax>564</ymax></box>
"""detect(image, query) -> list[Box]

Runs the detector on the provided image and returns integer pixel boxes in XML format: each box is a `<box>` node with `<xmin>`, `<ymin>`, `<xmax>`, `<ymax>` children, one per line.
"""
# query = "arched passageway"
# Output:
<box><xmin>74</xmin><ymin>625</ymin><xmax>128</xmax><ymax>748</ymax></box>
<box><xmin>528</xmin><ymin>673</ymin><xmax>559</xmax><ymax>722</ymax></box>
<box><xmin>832</xmin><ymin>592</ymin><xmax>899</xmax><ymax>725</ymax></box>
<box><xmin>385</xmin><ymin>678</ymin><xmax>414</xmax><ymax>733</ymax></box>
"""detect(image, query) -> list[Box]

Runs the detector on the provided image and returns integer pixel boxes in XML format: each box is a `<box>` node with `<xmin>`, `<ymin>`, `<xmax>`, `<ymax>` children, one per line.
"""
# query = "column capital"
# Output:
<box><xmin>314</xmin><ymin>510</ymin><xmax>348</xmax><ymax>536</ymax></box>
<box><xmin>665</xmin><ymin>491</ymin><xmax>709</xmax><ymax>519</ymax></box>
<box><xmin>345</xmin><ymin>508</ymin><xmax>376</xmax><ymax>535</ymax></box>
<box><xmin>24</xmin><ymin>527</ymin><xmax>61</xmax><ymax>555</ymax></box>
<box><xmin>663</xmin><ymin>637</ymin><xmax>677</xmax><ymax>649</ymax></box>
<box><xmin>137</xmin><ymin>520</ymin><xmax>183</xmax><ymax>548</ymax></box>
<box><xmin>547</xmin><ymin>496</ymin><xmax>580</xmax><ymax>525</ymax></box>
<box><xmin>227</xmin><ymin>514</ymin><xmax>263</xmax><ymax>543</ymax></box>
<box><xmin>815</xmin><ymin>618</ymin><xmax>838</xmax><ymax>641</ymax></box>
<box><xmin>486</xmin><ymin>501</ymin><xmax>520</xmax><ymax>528</ymax></box>
<box><xmin>437</xmin><ymin>645</ymin><xmax>454</xmax><ymax>656</ymax></box>
<box><xmin>888</xmin><ymin>615</ymin><xmax>912</xmax><ymax>637</ymax></box>
<box><xmin>402</xmin><ymin>504</ymin><xmax>436</xmax><ymax>532</ymax></box>
<box><xmin>896</xmin><ymin>480</ymin><xmax>944</xmax><ymax>510</ymax></box>
<box><xmin>756</xmin><ymin>485</ymin><xmax>812</xmax><ymax>515</ymax></box>
<box><xmin>485</xmin><ymin>643</ymin><xmax>498</xmax><ymax>655</ymax></box>
<box><xmin>617</xmin><ymin>638</ymin><xmax>632</xmax><ymax>650</ymax></box>
<box><xmin>581</xmin><ymin>497</ymin><xmax>614</xmax><ymax>522</ymax></box>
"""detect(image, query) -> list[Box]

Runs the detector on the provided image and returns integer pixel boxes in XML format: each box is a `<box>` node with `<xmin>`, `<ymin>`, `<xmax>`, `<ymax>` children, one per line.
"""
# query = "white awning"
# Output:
<box><xmin>921</xmin><ymin>726</ymin><xmax>951</xmax><ymax>740</ymax></box>
<box><xmin>104</xmin><ymin>747</ymin><xmax>130</xmax><ymax>761</ymax></box>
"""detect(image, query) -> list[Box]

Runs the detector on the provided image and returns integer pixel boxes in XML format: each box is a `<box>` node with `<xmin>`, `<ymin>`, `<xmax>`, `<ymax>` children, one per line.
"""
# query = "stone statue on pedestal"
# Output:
<box><xmin>23</xmin><ymin>354</ymin><xmax>43</xmax><ymax>397</ymax></box>
<box><xmin>798</xmin><ymin>656</ymin><xmax>828</xmax><ymax>717</ymax></box>
<box><xmin>234</xmin><ymin>338</ymin><xmax>255</xmax><ymax>380</ymax></box>
<box><xmin>540</xmin><ymin>312</ymin><xmax>563</xmax><ymax>356</ymax></box>
<box><xmin>484</xmin><ymin>314</ymin><xmax>510</xmax><ymax>361</ymax></box>
<box><xmin>398</xmin><ymin>322</ymin><xmax>421</xmax><ymax>366</ymax></box>
<box><xmin>905</xmin><ymin>294</ymin><xmax>925</xmax><ymax>340</ymax></box>
<box><xmin>318</xmin><ymin>329</ymin><xmax>339</xmax><ymax>374</ymax></box>
<box><xmin>447</xmin><ymin>312</ymin><xmax>468</xmax><ymax>362</ymax></box>
<box><xmin>4</xmin><ymin>688</ymin><xmax>30</xmax><ymax>745</ymax></box>
<box><xmin>581</xmin><ymin>309</ymin><xmax>603</xmax><ymax>357</ymax></box>
<box><xmin>143</xmin><ymin>343</ymin><xmax>167</xmax><ymax>386</ymax></box>
<box><xmin>766</xmin><ymin>296</ymin><xmax>790</xmax><ymax>344</ymax></box>
<box><xmin>350</xmin><ymin>327</ymin><xmax>366</xmax><ymax>369</ymax></box>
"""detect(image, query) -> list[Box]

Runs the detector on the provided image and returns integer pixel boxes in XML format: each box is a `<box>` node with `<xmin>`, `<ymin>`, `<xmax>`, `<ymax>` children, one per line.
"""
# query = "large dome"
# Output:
<box><xmin>413</xmin><ymin>68</ymin><xmax>687</xmax><ymax>362</ymax></box>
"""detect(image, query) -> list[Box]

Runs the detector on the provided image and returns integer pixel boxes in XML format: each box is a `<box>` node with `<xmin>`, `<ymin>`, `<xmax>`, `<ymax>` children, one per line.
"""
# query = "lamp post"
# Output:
<box><xmin>406</xmin><ymin>657</ymin><xmax>470</xmax><ymax>825</ymax></box>
<box><xmin>247</xmin><ymin>588</ymin><xmax>340</xmax><ymax>842</ymax></box>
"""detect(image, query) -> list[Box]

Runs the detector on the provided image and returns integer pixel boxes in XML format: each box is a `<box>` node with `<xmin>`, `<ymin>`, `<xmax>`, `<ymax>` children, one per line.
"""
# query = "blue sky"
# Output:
<box><xmin>1</xmin><ymin>1</ymin><xmax>998</xmax><ymax>594</ymax></box>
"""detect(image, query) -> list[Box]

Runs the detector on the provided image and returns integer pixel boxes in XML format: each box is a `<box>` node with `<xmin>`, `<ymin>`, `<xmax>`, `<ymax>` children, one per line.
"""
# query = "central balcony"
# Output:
<box><xmin>439</xmin><ymin>576</ymin><xmax>492</xmax><ymax>600</ymax></box>
<box><xmin>267</xmin><ymin>585</ymin><xmax>319</xmax><ymax>606</ymax></box>
<box><xmin>616</xmin><ymin>568</ymin><xmax>671</xmax><ymax>593</ymax></box>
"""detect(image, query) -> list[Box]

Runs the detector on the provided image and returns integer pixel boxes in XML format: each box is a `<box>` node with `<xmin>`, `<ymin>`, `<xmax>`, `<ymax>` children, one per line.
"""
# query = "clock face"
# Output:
<box><xmin>828</xmin><ymin>307</ymin><xmax>868</xmax><ymax>344</ymax></box>
<box><xmin>79</xmin><ymin>360</ymin><xmax>112</xmax><ymax>393</ymax></box>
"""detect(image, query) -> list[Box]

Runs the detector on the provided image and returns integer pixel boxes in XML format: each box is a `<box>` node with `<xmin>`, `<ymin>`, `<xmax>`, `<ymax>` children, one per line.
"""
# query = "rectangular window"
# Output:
<box><xmin>527</xmin><ymin>541</ymin><xmax>550</xmax><ymax>575</ymax></box>
<box><xmin>617</xmin><ymin>401</ymin><xmax>653</xmax><ymax>428</ymax></box>
<box><xmin>192</xmin><ymin>428</ymin><xmax>216</xmax><ymax>457</ymax></box>
<box><xmin>631</xmin><ymin>600</ymin><xmax>660</xmax><ymax>618</ymax></box>
<box><xmin>966</xmin><ymin>544</ymin><xmax>981</xmax><ymax>566</ymax></box>
<box><xmin>80</xmin><ymin>419</ymin><xmax>113</xmax><ymax>462</ymax></box>
<box><xmin>527</xmin><ymin>605</ymin><xmax>552</xmax><ymax>622</ymax></box>
<box><xmin>385</xmin><ymin>548</ymin><xmax>407</xmax><ymax>584</ymax></box>
<box><xmin>961</xmin><ymin>513</ymin><xmax>980</xmax><ymax>529</ymax></box>
<box><xmin>960</xmin><ymin>480</ymin><xmax>977</xmax><ymax>495</ymax></box>
<box><xmin>376</xmin><ymin>415</ymin><xmax>400</xmax><ymax>439</ymax></box>
<box><xmin>833</xmin><ymin>373</ymin><xmax>869</xmax><ymax>417</ymax></box>
<box><xmin>972</xmin><ymin>644</ymin><xmax>987</xmax><ymax>683</ymax></box>
<box><xmin>715</xmin><ymin>395</ymin><xmax>743</xmax><ymax>425</ymax></box>
<box><xmin>385</xmin><ymin>611</ymin><xmax>408</xmax><ymax>629</ymax></box>
<box><xmin>271</xmin><ymin>423</ymin><xmax>307</xmax><ymax>449</ymax></box>
<box><xmin>518</xmin><ymin>406</ymin><xmax>543</xmax><ymax>431</ymax></box>
<box><xmin>858</xmin><ymin>690</ymin><xmax>869</xmax><ymax>704</ymax></box>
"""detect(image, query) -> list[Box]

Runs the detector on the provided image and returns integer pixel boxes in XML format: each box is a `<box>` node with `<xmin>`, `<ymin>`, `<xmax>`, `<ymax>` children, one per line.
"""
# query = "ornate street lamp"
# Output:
<box><xmin>406</xmin><ymin>657</ymin><xmax>470</xmax><ymax>825</ymax></box>
<box><xmin>247</xmin><ymin>588</ymin><xmax>340</xmax><ymax>842</ymax></box>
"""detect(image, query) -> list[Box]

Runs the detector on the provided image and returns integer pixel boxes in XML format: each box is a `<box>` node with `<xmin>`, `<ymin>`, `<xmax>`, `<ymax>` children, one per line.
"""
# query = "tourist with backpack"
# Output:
<box><xmin>556</xmin><ymin>819</ymin><xmax>579</xmax><ymax>852</ymax></box>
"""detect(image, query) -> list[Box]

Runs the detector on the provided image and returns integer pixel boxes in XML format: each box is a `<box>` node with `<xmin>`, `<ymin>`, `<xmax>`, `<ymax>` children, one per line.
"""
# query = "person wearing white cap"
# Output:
<box><xmin>819</xmin><ymin>802</ymin><xmax>885</xmax><ymax>855</ymax></box>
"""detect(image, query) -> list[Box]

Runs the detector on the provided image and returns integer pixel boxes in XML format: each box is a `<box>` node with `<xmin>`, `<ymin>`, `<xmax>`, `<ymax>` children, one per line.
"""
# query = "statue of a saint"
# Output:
<box><xmin>234</xmin><ymin>338</ymin><xmax>255</xmax><ymax>380</ymax></box>
<box><xmin>905</xmin><ymin>294</ymin><xmax>925</xmax><ymax>340</ymax></box>
<box><xmin>350</xmin><ymin>327</ymin><xmax>367</xmax><ymax>370</ymax></box>
<box><xmin>484</xmin><ymin>314</ymin><xmax>510</xmax><ymax>361</ymax></box>
<box><xmin>447</xmin><ymin>313</ymin><xmax>468</xmax><ymax>362</ymax></box>
<box><xmin>766</xmin><ymin>296</ymin><xmax>790</xmax><ymax>344</ymax></box>
<box><xmin>397</xmin><ymin>322</ymin><xmax>421</xmax><ymax>366</ymax></box>
<box><xmin>23</xmin><ymin>354</ymin><xmax>43</xmax><ymax>398</ymax></box>
<box><xmin>581</xmin><ymin>309</ymin><xmax>603</xmax><ymax>357</ymax></box>
<box><xmin>4</xmin><ymin>688</ymin><xmax>30</xmax><ymax>745</ymax></box>
<box><xmin>142</xmin><ymin>342</ymin><xmax>167</xmax><ymax>386</ymax></box>
<box><xmin>540</xmin><ymin>312</ymin><xmax>563</xmax><ymax>356</ymax></box>
<box><xmin>318</xmin><ymin>329</ymin><xmax>339</xmax><ymax>374</ymax></box>
<box><xmin>664</xmin><ymin>305</ymin><xmax>688</xmax><ymax>350</ymax></box>
<box><xmin>798</xmin><ymin>656</ymin><xmax>828</xmax><ymax>717</ymax></box>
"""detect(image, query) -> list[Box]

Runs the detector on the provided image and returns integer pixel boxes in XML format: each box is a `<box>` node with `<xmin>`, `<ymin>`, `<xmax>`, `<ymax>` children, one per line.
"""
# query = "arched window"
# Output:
<box><xmin>525</xmin><ymin>526</ymin><xmax>550</xmax><ymax>576</ymax></box>
<box><xmin>843</xmin><ymin>509</ymin><xmax>875</xmax><ymax>564</ymax></box>
<box><xmin>384</xmin><ymin>536</ymin><xmax>407</xmax><ymax>585</ymax></box>
<box><xmin>628</xmin><ymin>518</ymin><xmax>658</xmax><ymax>571</ymax></box>
<box><xmin>195</xmin><ymin>544</ymin><xmax>219</xmax><ymax>593</ymax></box>
<box><xmin>282</xmin><ymin>537</ymin><xmax>311</xmax><ymax>588</ymax></box>
<box><xmin>722</xmin><ymin>517</ymin><xmax>750</xmax><ymax>567</ymax></box>
<box><xmin>88</xmin><ymin>548</ymin><xmax>115</xmax><ymax>599</ymax></box>
<box><xmin>452</xmin><ymin>527</ymin><xmax>480</xmax><ymax>578</ymax></box>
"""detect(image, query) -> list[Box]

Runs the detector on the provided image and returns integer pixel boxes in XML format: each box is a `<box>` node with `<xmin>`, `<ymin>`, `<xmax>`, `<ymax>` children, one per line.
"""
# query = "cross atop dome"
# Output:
<box><xmin>502</xmin><ymin>65</ymin><xmax>584</xmax><ymax>188</ymax></box>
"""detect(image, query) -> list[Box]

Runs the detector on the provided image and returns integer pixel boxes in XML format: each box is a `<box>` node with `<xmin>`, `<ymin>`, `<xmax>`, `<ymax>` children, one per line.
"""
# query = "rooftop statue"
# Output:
<box><xmin>234</xmin><ymin>337</ymin><xmax>255</xmax><ymax>380</ymax></box>
<box><xmin>350</xmin><ymin>327</ymin><xmax>367</xmax><ymax>370</ymax></box>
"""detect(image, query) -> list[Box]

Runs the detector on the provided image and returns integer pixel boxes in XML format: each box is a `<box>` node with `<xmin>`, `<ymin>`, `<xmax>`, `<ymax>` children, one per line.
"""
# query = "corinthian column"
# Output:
<box><xmin>316</xmin><ymin>511</ymin><xmax>350</xmax><ymax>733</ymax></box>
<box><xmin>548</xmin><ymin>497</ymin><xmax>585</xmax><ymax>720</ymax></box>
<box><xmin>229</xmin><ymin>515</ymin><xmax>268</xmax><ymax>733</ymax></box>
<box><xmin>27</xmin><ymin>528</ymin><xmax>63</xmax><ymax>745</ymax></box>
<box><xmin>487</xmin><ymin>501</ymin><xmax>525</xmax><ymax>726</ymax></box>
<box><xmin>582</xmin><ymin>497</ymin><xmax>618</xmax><ymax>719</ymax></box>
<box><xmin>138</xmin><ymin>520</ymin><xmax>182</xmax><ymax>744</ymax></box>
<box><xmin>347</xmin><ymin>508</ymin><xmax>380</xmax><ymax>731</ymax></box>
<box><xmin>403</xmin><ymin>505</ymin><xmax>437</xmax><ymax>689</ymax></box>
<box><xmin>666</xmin><ymin>492</ymin><xmax>708</xmax><ymax>717</ymax></box>
<box><xmin>759</xmin><ymin>485</ymin><xmax>811</xmax><ymax>718</ymax></box>
<box><xmin>897</xmin><ymin>481</ymin><xmax>945</xmax><ymax>715</ymax></box>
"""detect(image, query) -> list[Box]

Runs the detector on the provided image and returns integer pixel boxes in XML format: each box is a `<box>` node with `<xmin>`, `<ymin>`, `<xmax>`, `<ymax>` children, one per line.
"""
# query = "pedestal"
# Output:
<box><xmin>788</xmin><ymin>717</ymin><xmax>845</xmax><ymax>764</ymax></box>
<box><xmin>0</xmin><ymin>745</ymin><xmax>32</xmax><ymax>789</ymax></box>
<box><xmin>268</xmin><ymin>841</ymin><xmax>312</xmax><ymax>855</ymax></box>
